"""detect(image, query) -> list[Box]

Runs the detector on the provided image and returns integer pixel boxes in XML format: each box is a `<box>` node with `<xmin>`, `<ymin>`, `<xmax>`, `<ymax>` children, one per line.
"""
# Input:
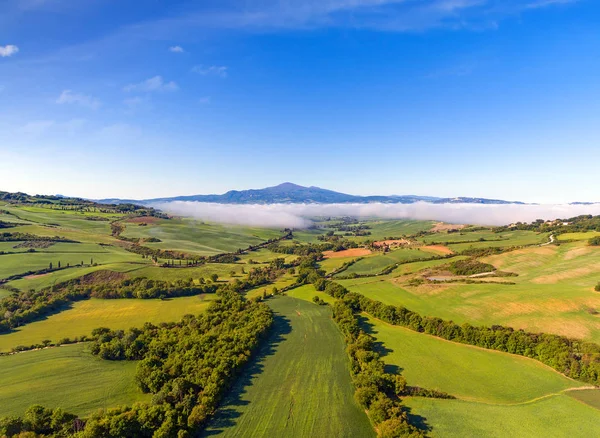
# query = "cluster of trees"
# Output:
<box><xmin>0</xmin><ymin>405</ymin><xmax>83</xmax><ymax>437</ymax></box>
<box><xmin>0</xmin><ymin>277</ymin><xmax>217</xmax><ymax>333</ymax></box>
<box><xmin>447</xmin><ymin>259</ymin><xmax>496</xmax><ymax>276</ymax></box>
<box><xmin>589</xmin><ymin>236</ymin><xmax>600</xmax><ymax>246</ymax></box>
<box><xmin>0</xmin><ymin>220</ymin><xmax>17</xmax><ymax>229</ymax></box>
<box><xmin>0</xmin><ymin>232</ymin><xmax>77</xmax><ymax>243</ymax></box>
<box><xmin>332</xmin><ymin>296</ymin><xmax>426</xmax><ymax>437</ymax></box>
<box><xmin>495</xmin><ymin>215</ymin><xmax>600</xmax><ymax>234</ymax></box>
<box><xmin>1</xmin><ymin>290</ymin><xmax>274</xmax><ymax>437</ymax></box>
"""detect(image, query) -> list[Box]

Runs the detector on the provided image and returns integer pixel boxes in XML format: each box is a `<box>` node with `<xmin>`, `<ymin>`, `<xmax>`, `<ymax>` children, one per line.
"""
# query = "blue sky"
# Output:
<box><xmin>1</xmin><ymin>0</ymin><xmax>599</xmax><ymax>203</ymax></box>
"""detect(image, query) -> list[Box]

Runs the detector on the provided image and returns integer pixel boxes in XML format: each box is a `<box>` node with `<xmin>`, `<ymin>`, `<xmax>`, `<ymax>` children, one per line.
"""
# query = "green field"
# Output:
<box><xmin>405</xmin><ymin>395</ymin><xmax>600</xmax><ymax>437</ymax></box>
<box><xmin>0</xmin><ymin>296</ymin><xmax>215</xmax><ymax>351</ymax></box>
<box><xmin>365</xmin><ymin>316</ymin><xmax>585</xmax><ymax>404</ymax></box>
<box><xmin>0</xmin><ymin>343</ymin><xmax>147</xmax><ymax>416</ymax></box>
<box><xmin>121</xmin><ymin>218</ymin><xmax>284</xmax><ymax>255</ymax></box>
<box><xmin>557</xmin><ymin>231</ymin><xmax>600</xmax><ymax>241</ymax></box>
<box><xmin>285</xmin><ymin>284</ymin><xmax>337</xmax><ymax>305</ymax></box>
<box><xmin>205</xmin><ymin>296</ymin><xmax>374</xmax><ymax>437</ymax></box>
<box><xmin>338</xmin><ymin>248</ymin><xmax>433</xmax><ymax>276</ymax></box>
<box><xmin>356</xmin><ymin>220</ymin><xmax>436</xmax><ymax>241</ymax></box>
<box><xmin>0</xmin><ymin>243</ymin><xmax>148</xmax><ymax>280</ymax></box>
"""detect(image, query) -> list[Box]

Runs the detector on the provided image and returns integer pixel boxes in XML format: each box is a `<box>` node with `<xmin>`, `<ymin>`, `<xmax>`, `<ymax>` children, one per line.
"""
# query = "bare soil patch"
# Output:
<box><xmin>430</xmin><ymin>222</ymin><xmax>467</xmax><ymax>232</ymax></box>
<box><xmin>323</xmin><ymin>248</ymin><xmax>372</xmax><ymax>258</ymax></box>
<box><xmin>421</xmin><ymin>245</ymin><xmax>454</xmax><ymax>255</ymax></box>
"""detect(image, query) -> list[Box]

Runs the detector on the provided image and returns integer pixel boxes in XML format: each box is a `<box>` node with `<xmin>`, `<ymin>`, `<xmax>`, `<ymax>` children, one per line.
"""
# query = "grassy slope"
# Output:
<box><xmin>205</xmin><ymin>296</ymin><xmax>374</xmax><ymax>437</ymax></box>
<box><xmin>405</xmin><ymin>395</ymin><xmax>600</xmax><ymax>438</ymax></box>
<box><xmin>340</xmin><ymin>241</ymin><xmax>600</xmax><ymax>343</ymax></box>
<box><xmin>0</xmin><ymin>243</ymin><xmax>148</xmax><ymax>279</ymax></box>
<box><xmin>364</xmin><ymin>316</ymin><xmax>584</xmax><ymax>404</ymax></box>
<box><xmin>121</xmin><ymin>218</ymin><xmax>283</xmax><ymax>255</ymax></box>
<box><xmin>0</xmin><ymin>343</ymin><xmax>148</xmax><ymax>416</ymax></box>
<box><xmin>0</xmin><ymin>296</ymin><xmax>215</xmax><ymax>351</ymax></box>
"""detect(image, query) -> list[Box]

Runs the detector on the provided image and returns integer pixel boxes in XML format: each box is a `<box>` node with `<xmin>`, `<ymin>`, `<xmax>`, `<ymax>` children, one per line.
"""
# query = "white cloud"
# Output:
<box><xmin>169</xmin><ymin>45</ymin><xmax>185</xmax><ymax>53</ymax></box>
<box><xmin>56</xmin><ymin>90</ymin><xmax>101</xmax><ymax>110</ymax></box>
<box><xmin>157</xmin><ymin>201</ymin><xmax>600</xmax><ymax>229</ymax></box>
<box><xmin>0</xmin><ymin>45</ymin><xmax>19</xmax><ymax>57</ymax></box>
<box><xmin>192</xmin><ymin>65</ymin><xmax>228</xmax><ymax>78</ymax></box>
<box><xmin>123</xmin><ymin>75</ymin><xmax>179</xmax><ymax>92</ymax></box>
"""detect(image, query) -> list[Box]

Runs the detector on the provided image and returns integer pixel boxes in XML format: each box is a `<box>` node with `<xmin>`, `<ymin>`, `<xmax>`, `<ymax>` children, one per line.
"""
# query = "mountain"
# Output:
<box><xmin>97</xmin><ymin>183</ymin><xmax>522</xmax><ymax>205</ymax></box>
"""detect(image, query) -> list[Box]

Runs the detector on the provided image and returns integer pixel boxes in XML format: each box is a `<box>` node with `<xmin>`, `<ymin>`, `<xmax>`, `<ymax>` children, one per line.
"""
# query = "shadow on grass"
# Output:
<box><xmin>202</xmin><ymin>307</ymin><xmax>292</xmax><ymax>436</ymax></box>
<box><xmin>404</xmin><ymin>405</ymin><xmax>431</xmax><ymax>432</ymax></box>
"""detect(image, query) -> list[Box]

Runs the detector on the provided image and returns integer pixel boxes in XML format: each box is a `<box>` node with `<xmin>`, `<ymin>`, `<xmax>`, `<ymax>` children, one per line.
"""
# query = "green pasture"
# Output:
<box><xmin>0</xmin><ymin>343</ymin><xmax>147</xmax><ymax>417</ymax></box>
<box><xmin>364</xmin><ymin>316</ymin><xmax>584</xmax><ymax>404</ymax></box>
<box><xmin>285</xmin><ymin>284</ymin><xmax>337</xmax><ymax>305</ymax></box>
<box><xmin>121</xmin><ymin>218</ymin><xmax>284</xmax><ymax>255</ymax></box>
<box><xmin>205</xmin><ymin>296</ymin><xmax>374</xmax><ymax>437</ymax></box>
<box><xmin>338</xmin><ymin>248</ymin><xmax>433</xmax><ymax>276</ymax></box>
<box><xmin>404</xmin><ymin>395</ymin><xmax>600</xmax><ymax>437</ymax></box>
<box><xmin>0</xmin><ymin>296</ymin><xmax>215</xmax><ymax>351</ymax></box>
<box><xmin>319</xmin><ymin>255</ymin><xmax>359</xmax><ymax>274</ymax></box>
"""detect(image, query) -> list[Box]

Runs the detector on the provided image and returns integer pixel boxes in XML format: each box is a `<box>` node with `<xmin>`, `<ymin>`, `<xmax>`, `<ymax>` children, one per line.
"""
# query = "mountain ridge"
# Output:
<box><xmin>97</xmin><ymin>183</ymin><xmax>524</xmax><ymax>205</ymax></box>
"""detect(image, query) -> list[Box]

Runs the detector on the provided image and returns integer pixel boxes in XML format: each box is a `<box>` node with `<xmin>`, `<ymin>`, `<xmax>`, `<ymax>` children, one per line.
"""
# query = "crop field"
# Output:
<box><xmin>338</xmin><ymin>248</ymin><xmax>434</xmax><ymax>276</ymax></box>
<box><xmin>404</xmin><ymin>395</ymin><xmax>600</xmax><ymax>437</ymax></box>
<box><xmin>121</xmin><ymin>218</ymin><xmax>284</xmax><ymax>255</ymax></box>
<box><xmin>205</xmin><ymin>296</ymin><xmax>374</xmax><ymax>437</ymax></box>
<box><xmin>0</xmin><ymin>296</ymin><xmax>215</xmax><ymax>351</ymax></box>
<box><xmin>0</xmin><ymin>343</ymin><xmax>148</xmax><ymax>416</ymax></box>
<box><xmin>364</xmin><ymin>316</ymin><xmax>585</xmax><ymax>403</ymax></box>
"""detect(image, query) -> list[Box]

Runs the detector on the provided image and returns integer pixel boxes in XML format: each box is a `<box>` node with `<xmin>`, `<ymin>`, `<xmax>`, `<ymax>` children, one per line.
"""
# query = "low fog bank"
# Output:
<box><xmin>157</xmin><ymin>201</ymin><xmax>600</xmax><ymax>229</ymax></box>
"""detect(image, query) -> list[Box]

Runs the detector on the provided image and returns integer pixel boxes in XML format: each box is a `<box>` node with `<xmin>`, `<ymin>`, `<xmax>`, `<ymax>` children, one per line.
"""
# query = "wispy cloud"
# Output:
<box><xmin>169</xmin><ymin>45</ymin><xmax>185</xmax><ymax>53</ymax></box>
<box><xmin>192</xmin><ymin>65</ymin><xmax>228</xmax><ymax>78</ymax></box>
<box><xmin>154</xmin><ymin>0</ymin><xmax>581</xmax><ymax>33</ymax></box>
<box><xmin>158</xmin><ymin>201</ymin><xmax>600</xmax><ymax>229</ymax></box>
<box><xmin>0</xmin><ymin>45</ymin><xmax>19</xmax><ymax>57</ymax></box>
<box><xmin>56</xmin><ymin>90</ymin><xmax>101</xmax><ymax>110</ymax></box>
<box><xmin>199</xmin><ymin>97</ymin><xmax>211</xmax><ymax>104</ymax></box>
<box><xmin>123</xmin><ymin>75</ymin><xmax>179</xmax><ymax>92</ymax></box>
